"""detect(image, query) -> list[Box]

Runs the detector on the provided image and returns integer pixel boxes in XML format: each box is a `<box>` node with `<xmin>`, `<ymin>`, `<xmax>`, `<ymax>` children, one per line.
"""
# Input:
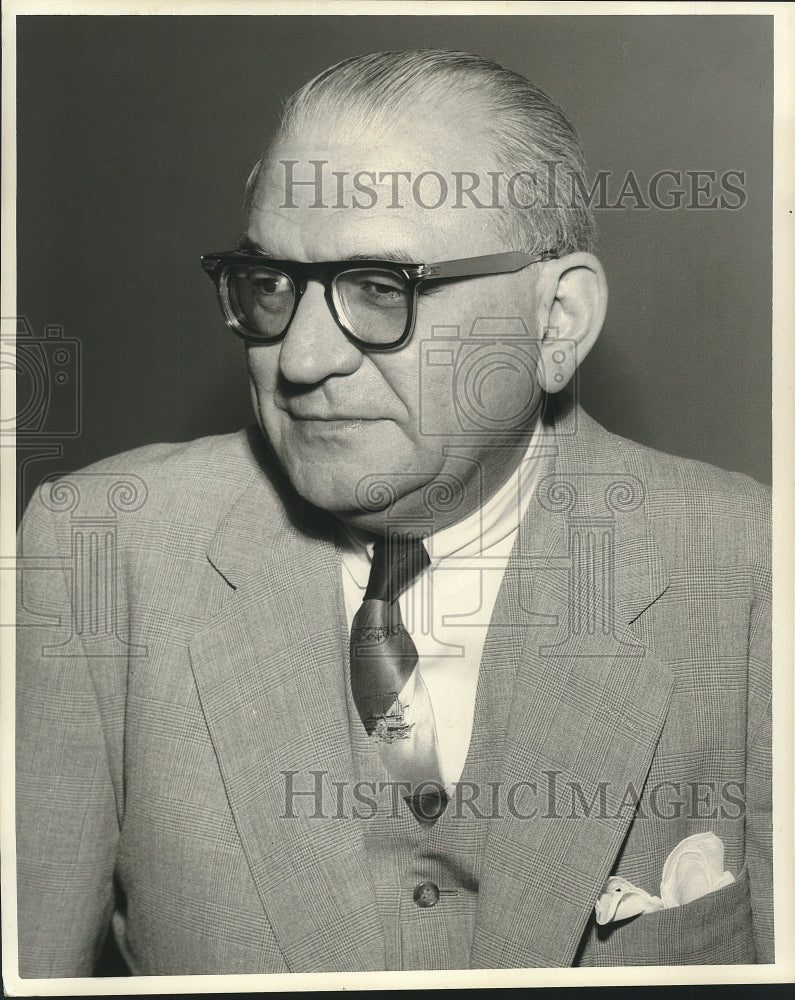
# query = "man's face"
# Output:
<box><xmin>245</xmin><ymin>120</ymin><xmax>545</xmax><ymax>530</ymax></box>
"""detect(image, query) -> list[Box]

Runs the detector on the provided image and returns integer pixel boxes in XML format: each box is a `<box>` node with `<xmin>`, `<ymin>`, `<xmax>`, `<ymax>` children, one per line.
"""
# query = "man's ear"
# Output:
<box><xmin>533</xmin><ymin>252</ymin><xmax>608</xmax><ymax>393</ymax></box>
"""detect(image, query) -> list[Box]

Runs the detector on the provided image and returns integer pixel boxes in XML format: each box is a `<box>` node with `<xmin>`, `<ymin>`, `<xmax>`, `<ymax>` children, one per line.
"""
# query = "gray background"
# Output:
<box><xmin>16</xmin><ymin>15</ymin><xmax>773</xmax><ymax>513</ymax></box>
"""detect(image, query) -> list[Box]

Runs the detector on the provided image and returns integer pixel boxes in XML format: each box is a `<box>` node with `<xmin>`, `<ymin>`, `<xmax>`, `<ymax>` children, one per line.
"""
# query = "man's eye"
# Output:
<box><xmin>344</xmin><ymin>272</ymin><xmax>408</xmax><ymax>308</ymax></box>
<box><xmin>249</xmin><ymin>272</ymin><xmax>290</xmax><ymax>296</ymax></box>
<box><xmin>363</xmin><ymin>281</ymin><xmax>403</xmax><ymax>298</ymax></box>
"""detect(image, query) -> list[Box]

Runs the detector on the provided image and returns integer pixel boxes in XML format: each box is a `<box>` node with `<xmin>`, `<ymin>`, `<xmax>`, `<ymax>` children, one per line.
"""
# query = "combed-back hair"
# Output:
<box><xmin>244</xmin><ymin>49</ymin><xmax>595</xmax><ymax>255</ymax></box>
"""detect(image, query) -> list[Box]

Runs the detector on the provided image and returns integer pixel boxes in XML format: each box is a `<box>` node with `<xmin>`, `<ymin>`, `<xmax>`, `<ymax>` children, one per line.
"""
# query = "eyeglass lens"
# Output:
<box><xmin>227</xmin><ymin>265</ymin><xmax>411</xmax><ymax>345</ymax></box>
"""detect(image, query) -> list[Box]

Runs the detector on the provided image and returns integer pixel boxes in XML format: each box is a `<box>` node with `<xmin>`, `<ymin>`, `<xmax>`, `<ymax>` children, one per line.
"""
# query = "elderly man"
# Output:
<box><xmin>16</xmin><ymin>50</ymin><xmax>772</xmax><ymax>975</ymax></box>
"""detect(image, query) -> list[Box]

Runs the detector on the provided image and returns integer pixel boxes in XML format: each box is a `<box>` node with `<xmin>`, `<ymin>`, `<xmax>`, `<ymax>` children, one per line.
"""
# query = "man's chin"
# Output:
<box><xmin>283</xmin><ymin>461</ymin><xmax>441</xmax><ymax>526</ymax></box>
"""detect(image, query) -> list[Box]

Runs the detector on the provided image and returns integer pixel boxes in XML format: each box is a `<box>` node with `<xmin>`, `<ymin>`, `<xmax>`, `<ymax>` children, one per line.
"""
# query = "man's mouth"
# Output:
<box><xmin>288</xmin><ymin>413</ymin><xmax>380</xmax><ymax>422</ymax></box>
<box><xmin>282</xmin><ymin>412</ymin><xmax>391</xmax><ymax>436</ymax></box>
<box><xmin>279</xmin><ymin>402</ymin><xmax>389</xmax><ymax>423</ymax></box>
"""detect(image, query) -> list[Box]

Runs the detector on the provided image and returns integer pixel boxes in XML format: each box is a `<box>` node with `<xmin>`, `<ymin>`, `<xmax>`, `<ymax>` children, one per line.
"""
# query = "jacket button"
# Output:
<box><xmin>413</xmin><ymin>882</ymin><xmax>440</xmax><ymax>908</ymax></box>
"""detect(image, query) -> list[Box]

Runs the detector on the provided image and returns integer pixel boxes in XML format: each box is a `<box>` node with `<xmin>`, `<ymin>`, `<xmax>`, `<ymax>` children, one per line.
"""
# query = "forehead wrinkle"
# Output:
<box><xmin>235</xmin><ymin>235</ymin><xmax>419</xmax><ymax>265</ymax></box>
<box><xmin>245</xmin><ymin>206</ymin><xmax>440</xmax><ymax>264</ymax></box>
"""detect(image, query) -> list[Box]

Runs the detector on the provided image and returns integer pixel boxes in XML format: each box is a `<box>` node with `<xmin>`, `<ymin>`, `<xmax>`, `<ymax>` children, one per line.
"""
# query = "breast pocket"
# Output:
<box><xmin>577</xmin><ymin>866</ymin><xmax>756</xmax><ymax>966</ymax></box>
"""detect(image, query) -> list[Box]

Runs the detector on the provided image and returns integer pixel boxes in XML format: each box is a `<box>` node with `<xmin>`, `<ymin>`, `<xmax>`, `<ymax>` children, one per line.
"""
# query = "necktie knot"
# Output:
<box><xmin>364</xmin><ymin>534</ymin><xmax>430</xmax><ymax>604</ymax></box>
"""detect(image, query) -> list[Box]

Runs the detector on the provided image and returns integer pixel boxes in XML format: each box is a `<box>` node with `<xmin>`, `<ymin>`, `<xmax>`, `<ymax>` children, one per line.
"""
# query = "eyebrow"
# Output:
<box><xmin>347</xmin><ymin>249</ymin><xmax>418</xmax><ymax>264</ymax></box>
<box><xmin>234</xmin><ymin>235</ymin><xmax>269</xmax><ymax>253</ymax></box>
<box><xmin>233</xmin><ymin>235</ymin><xmax>420</xmax><ymax>265</ymax></box>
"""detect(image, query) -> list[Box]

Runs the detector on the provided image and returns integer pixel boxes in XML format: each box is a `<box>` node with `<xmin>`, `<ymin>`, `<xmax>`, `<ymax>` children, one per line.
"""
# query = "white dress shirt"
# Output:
<box><xmin>338</xmin><ymin>423</ymin><xmax>547</xmax><ymax>789</ymax></box>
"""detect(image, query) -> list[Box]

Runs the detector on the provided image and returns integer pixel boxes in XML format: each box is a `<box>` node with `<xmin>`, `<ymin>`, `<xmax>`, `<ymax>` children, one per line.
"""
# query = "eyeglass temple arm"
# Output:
<box><xmin>421</xmin><ymin>250</ymin><xmax>559</xmax><ymax>280</ymax></box>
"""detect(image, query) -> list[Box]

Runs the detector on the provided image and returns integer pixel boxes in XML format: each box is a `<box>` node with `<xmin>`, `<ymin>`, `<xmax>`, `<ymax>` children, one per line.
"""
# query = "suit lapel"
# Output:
<box><xmin>188</xmin><ymin>465</ymin><xmax>384</xmax><ymax>972</ymax></box>
<box><xmin>471</xmin><ymin>408</ymin><xmax>675</xmax><ymax>968</ymax></box>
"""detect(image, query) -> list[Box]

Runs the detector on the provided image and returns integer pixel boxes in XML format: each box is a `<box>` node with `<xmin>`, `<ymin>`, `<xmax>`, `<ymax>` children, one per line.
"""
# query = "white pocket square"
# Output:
<box><xmin>595</xmin><ymin>832</ymin><xmax>735</xmax><ymax>925</ymax></box>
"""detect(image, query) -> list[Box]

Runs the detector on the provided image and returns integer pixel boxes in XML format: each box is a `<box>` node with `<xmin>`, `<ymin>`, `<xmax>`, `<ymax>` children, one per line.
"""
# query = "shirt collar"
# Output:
<box><xmin>426</xmin><ymin>420</ymin><xmax>546</xmax><ymax>562</ymax></box>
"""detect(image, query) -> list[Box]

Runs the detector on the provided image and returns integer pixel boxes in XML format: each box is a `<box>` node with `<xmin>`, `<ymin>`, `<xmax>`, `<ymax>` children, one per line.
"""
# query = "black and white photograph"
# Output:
<box><xmin>2</xmin><ymin>3</ymin><xmax>792</xmax><ymax>991</ymax></box>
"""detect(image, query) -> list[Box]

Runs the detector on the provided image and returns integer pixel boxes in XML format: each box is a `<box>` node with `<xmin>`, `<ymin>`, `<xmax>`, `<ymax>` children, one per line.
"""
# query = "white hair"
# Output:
<box><xmin>245</xmin><ymin>49</ymin><xmax>595</xmax><ymax>254</ymax></box>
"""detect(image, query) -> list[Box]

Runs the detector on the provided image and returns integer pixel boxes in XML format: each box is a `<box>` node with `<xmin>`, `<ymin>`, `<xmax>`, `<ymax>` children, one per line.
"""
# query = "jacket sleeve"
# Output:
<box><xmin>744</xmin><ymin>515</ymin><xmax>774</xmax><ymax>963</ymax></box>
<box><xmin>16</xmin><ymin>490</ymin><xmax>120</xmax><ymax>977</ymax></box>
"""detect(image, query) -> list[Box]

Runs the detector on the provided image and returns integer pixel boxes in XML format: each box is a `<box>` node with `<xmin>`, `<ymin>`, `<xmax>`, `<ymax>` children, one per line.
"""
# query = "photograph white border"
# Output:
<box><xmin>2</xmin><ymin>2</ymin><xmax>792</xmax><ymax>993</ymax></box>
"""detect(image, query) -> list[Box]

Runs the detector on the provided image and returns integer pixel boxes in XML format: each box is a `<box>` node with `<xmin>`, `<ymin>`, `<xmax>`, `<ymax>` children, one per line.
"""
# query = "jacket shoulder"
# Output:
<box><xmin>616</xmin><ymin>431</ymin><xmax>767</xmax><ymax>503</ymax></box>
<box><xmin>557</xmin><ymin>404</ymin><xmax>769</xmax><ymax>511</ymax></box>
<box><xmin>21</xmin><ymin>427</ymin><xmax>289</xmax><ymax>537</ymax></box>
<box><xmin>74</xmin><ymin>427</ymin><xmax>263</xmax><ymax>480</ymax></box>
<box><xmin>599</xmin><ymin>425</ymin><xmax>770</xmax><ymax>571</ymax></box>
<box><xmin>561</xmin><ymin>407</ymin><xmax>770</xmax><ymax>571</ymax></box>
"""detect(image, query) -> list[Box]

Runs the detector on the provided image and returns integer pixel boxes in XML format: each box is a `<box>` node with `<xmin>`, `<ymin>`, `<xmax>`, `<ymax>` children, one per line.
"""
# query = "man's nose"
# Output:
<box><xmin>278</xmin><ymin>281</ymin><xmax>363</xmax><ymax>384</ymax></box>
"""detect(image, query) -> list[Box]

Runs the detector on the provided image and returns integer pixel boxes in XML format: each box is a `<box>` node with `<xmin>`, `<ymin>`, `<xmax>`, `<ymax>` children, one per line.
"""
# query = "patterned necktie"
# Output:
<box><xmin>349</xmin><ymin>534</ymin><xmax>448</xmax><ymax>825</ymax></box>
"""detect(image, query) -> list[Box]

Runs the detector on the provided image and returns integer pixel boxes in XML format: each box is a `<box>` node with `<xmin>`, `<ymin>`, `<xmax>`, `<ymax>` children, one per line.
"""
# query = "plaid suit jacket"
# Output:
<box><xmin>16</xmin><ymin>403</ymin><xmax>773</xmax><ymax>975</ymax></box>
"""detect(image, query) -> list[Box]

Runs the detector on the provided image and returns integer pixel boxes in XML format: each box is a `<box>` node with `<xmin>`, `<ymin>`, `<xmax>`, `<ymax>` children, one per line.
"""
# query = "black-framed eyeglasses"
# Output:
<box><xmin>200</xmin><ymin>248</ymin><xmax>559</xmax><ymax>350</ymax></box>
